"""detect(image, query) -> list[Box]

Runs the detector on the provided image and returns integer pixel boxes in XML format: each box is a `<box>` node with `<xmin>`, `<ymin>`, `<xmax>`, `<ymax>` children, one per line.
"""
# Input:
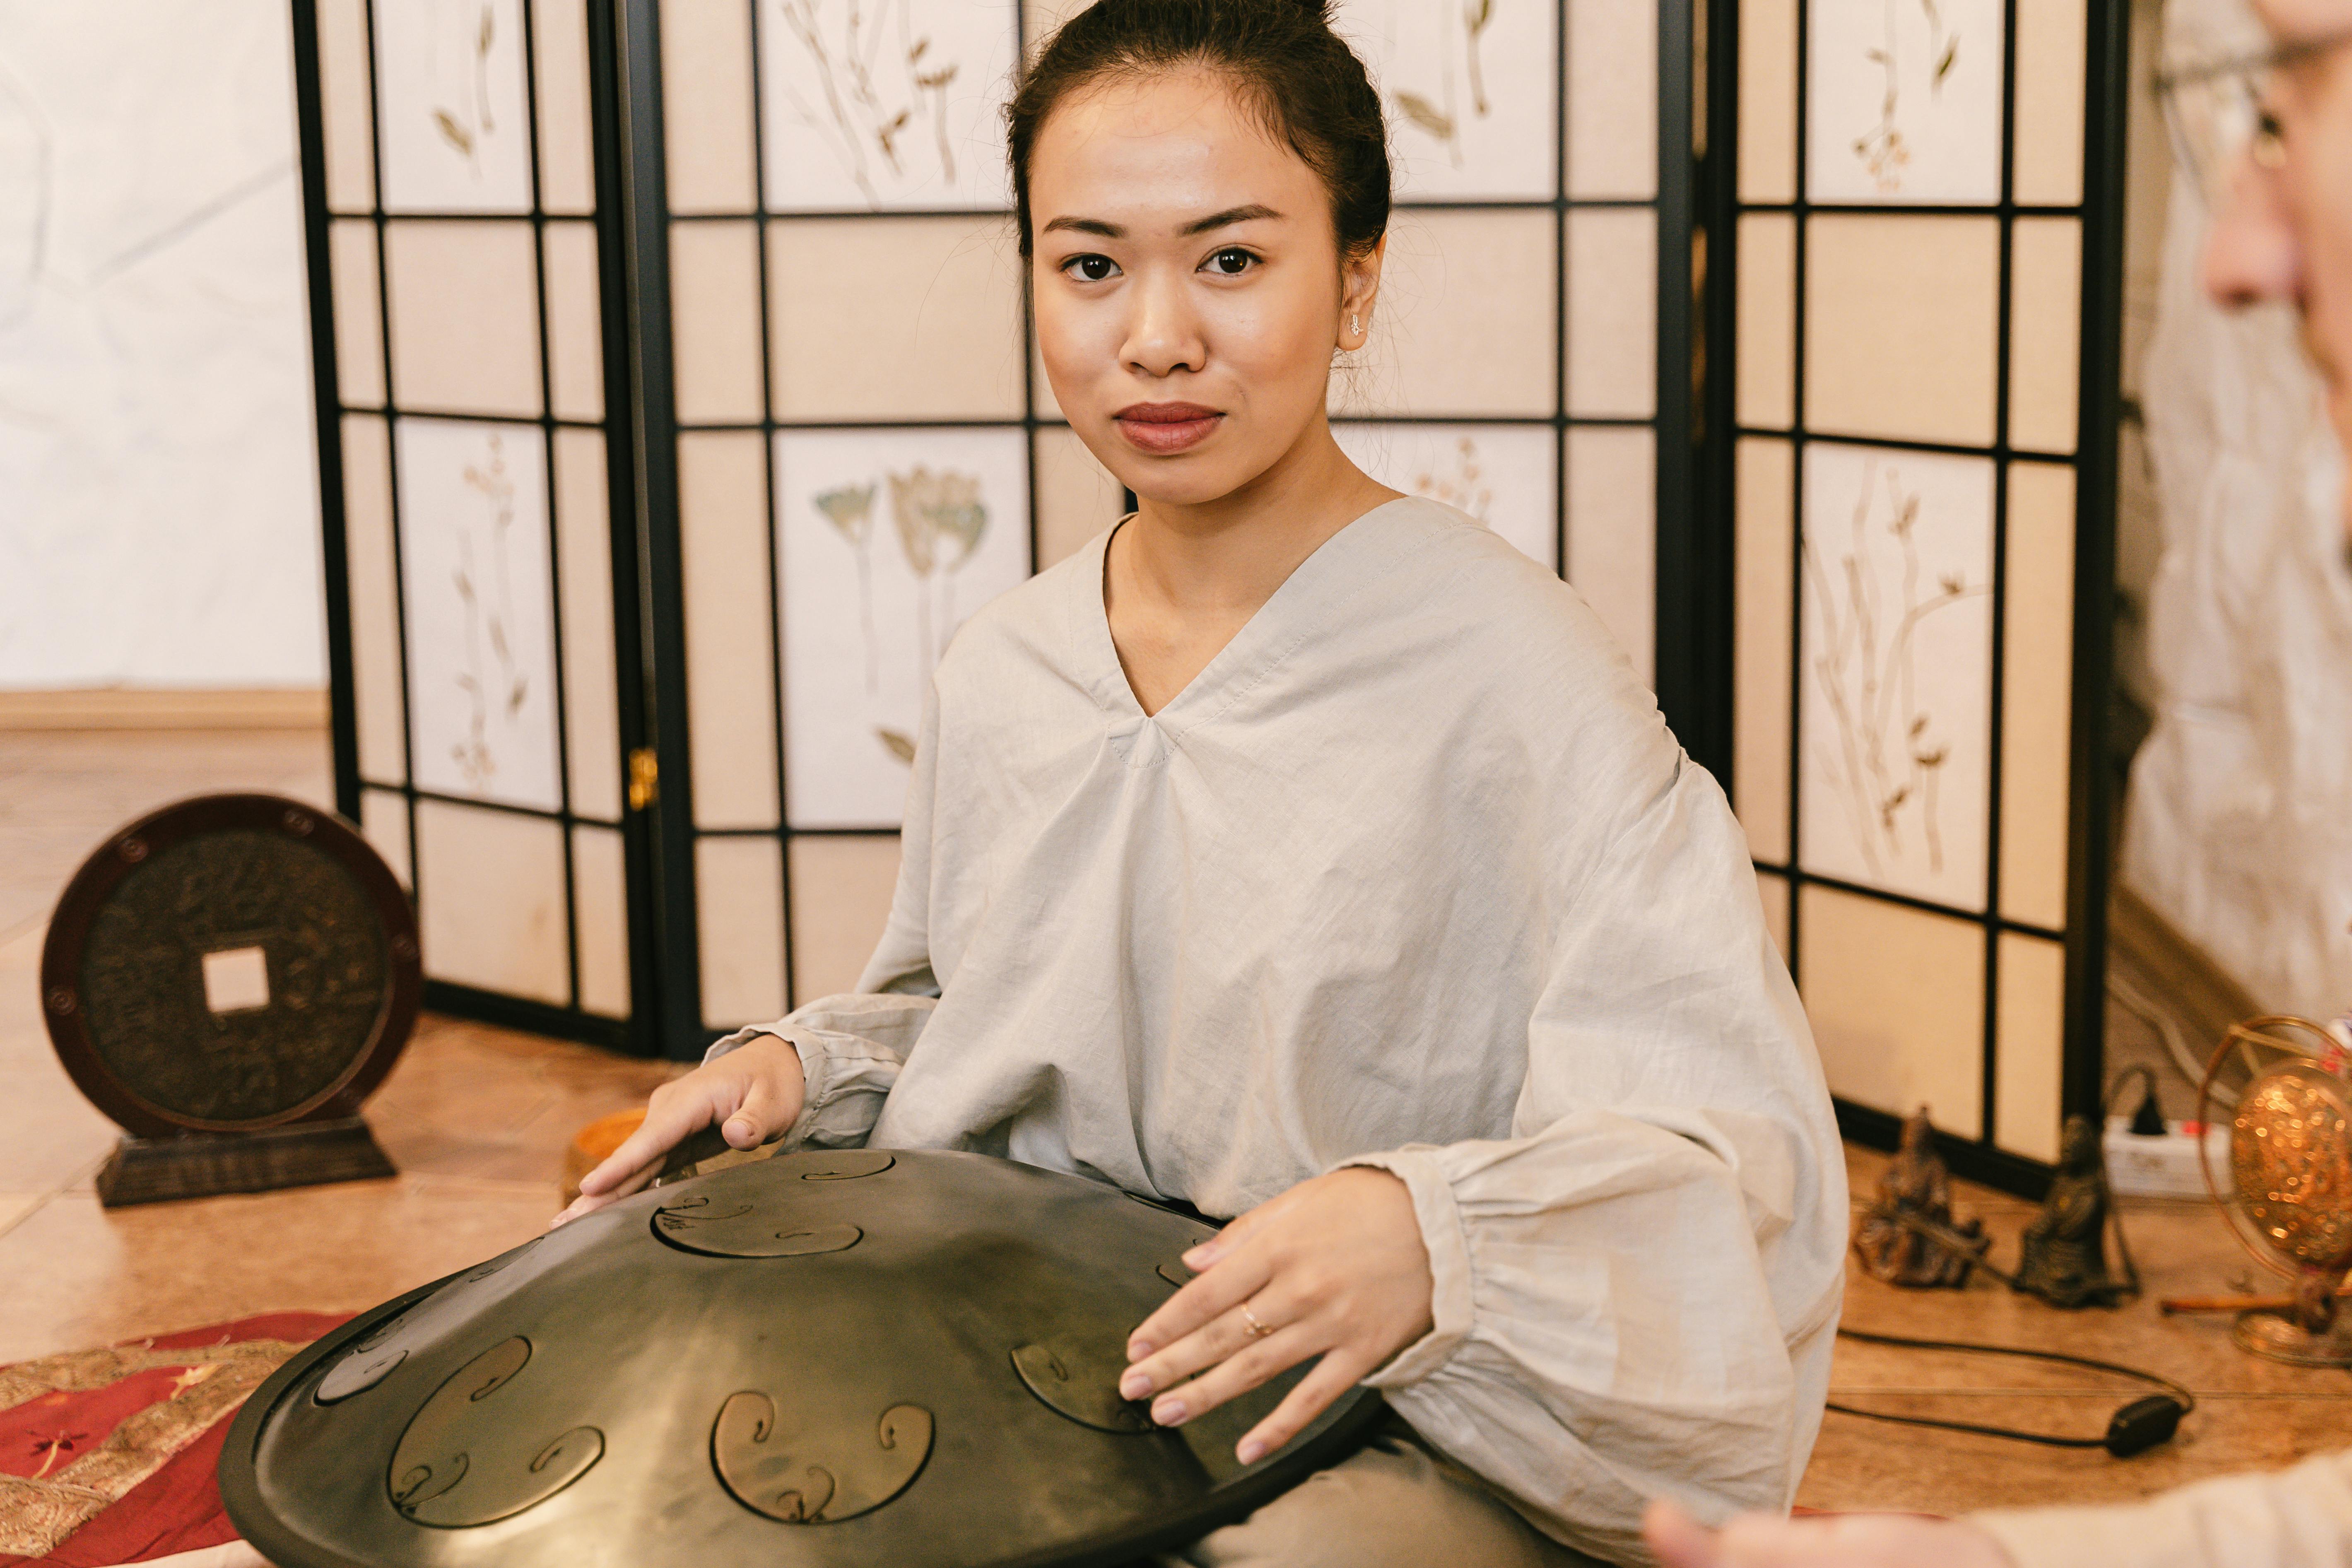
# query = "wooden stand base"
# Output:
<box><xmin>95</xmin><ymin>1118</ymin><xmax>397</xmax><ymax>1207</ymax></box>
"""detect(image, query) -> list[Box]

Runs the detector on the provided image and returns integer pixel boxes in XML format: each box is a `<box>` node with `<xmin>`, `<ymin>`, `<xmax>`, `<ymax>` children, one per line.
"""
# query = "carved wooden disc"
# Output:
<box><xmin>40</xmin><ymin>794</ymin><xmax>419</xmax><ymax>1136</ymax></box>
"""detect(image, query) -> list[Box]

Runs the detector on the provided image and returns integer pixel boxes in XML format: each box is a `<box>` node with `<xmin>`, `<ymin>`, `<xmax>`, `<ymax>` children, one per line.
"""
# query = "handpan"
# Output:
<box><xmin>220</xmin><ymin>1149</ymin><xmax>1385</xmax><ymax>1568</ymax></box>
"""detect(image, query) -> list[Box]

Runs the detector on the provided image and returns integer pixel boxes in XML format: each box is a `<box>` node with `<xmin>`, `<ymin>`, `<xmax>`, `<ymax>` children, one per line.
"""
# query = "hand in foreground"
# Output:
<box><xmin>1118</xmin><ymin>1166</ymin><xmax>1433</xmax><ymax>1463</ymax></box>
<box><xmin>1644</xmin><ymin>1500</ymin><xmax>2016</xmax><ymax>1568</ymax></box>
<box><xmin>550</xmin><ymin>1034</ymin><xmax>806</xmax><ymax>1227</ymax></box>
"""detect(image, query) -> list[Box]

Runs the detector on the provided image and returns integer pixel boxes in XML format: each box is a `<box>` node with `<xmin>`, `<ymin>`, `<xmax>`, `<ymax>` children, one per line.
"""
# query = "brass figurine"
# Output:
<box><xmin>2013</xmin><ymin>1115</ymin><xmax>2139</xmax><ymax>1310</ymax></box>
<box><xmin>1853</xmin><ymin>1107</ymin><xmax>1985</xmax><ymax>1288</ymax></box>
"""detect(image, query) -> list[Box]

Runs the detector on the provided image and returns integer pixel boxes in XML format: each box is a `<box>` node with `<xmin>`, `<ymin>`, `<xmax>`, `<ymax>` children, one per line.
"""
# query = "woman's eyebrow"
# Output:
<box><xmin>1038</xmin><ymin>204</ymin><xmax>1284</xmax><ymax>241</ymax></box>
<box><xmin>1181</xmin><ymin>203</ymin><xmax>1281</xmax><ymax>235</ymax></box>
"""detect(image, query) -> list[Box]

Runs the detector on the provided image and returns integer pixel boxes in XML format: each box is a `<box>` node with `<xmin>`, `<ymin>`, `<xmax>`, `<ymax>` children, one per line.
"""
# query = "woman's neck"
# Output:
<box><xmin>1118</xmin><ymin>419</ymin><xmax>1397</xmax><ymax>621</ymax></box>
<box><xmin>1103</xmin><ymin>416</ymin><xmax>1401</xmax><ymax>716</ymax></box>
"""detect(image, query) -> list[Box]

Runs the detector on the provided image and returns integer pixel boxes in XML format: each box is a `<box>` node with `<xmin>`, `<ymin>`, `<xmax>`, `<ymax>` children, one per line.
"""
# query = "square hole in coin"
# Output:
<box><xmin>202</xmin><ymin>947</ymin><xmax>271</xmax><ymax>1014</ymax></box>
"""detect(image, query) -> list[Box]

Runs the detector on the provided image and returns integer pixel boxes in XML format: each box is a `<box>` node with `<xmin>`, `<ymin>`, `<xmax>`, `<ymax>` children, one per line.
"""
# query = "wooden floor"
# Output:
<box><xmin>0</xmin><ymin>726</ymin><xmax>2342</xmax><ymax>1525</ymax></box>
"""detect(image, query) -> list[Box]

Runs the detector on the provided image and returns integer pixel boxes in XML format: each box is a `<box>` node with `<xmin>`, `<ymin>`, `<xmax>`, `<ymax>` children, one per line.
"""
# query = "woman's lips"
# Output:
<box><xmin>1113</xmin><ymin>402</ymin><xmax>1223</xmax><ymax>454</ymax></box>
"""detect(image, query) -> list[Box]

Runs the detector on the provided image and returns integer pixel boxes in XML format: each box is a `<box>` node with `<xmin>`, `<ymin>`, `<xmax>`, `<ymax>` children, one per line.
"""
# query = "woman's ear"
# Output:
<box><xmin>1338</xmin><ymin>234</ymin><xmax>1387</xmax><ymax>350</ymax></box>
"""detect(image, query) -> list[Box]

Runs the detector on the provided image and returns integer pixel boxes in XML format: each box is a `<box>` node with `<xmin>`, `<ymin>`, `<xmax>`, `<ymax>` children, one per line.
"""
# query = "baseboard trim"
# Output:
<box><xmin>0</xmin><ymin>688</ymin><xmax>329</xmax><ymax>731</ymax></box>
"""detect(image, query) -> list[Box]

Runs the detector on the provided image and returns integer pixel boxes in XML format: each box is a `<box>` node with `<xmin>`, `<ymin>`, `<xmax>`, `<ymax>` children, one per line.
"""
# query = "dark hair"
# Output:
<box><xmin>1006</xmin><ymin>0</ymin><xmax>1391</xmax><ymax>262</ymax></box>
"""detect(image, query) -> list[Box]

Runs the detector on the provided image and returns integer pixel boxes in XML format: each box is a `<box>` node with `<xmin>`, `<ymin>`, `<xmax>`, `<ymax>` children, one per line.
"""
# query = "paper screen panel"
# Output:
<box><xmin>1755</xmin><ymin>868</ymin><xmax>1790</xmax><ymax>960</ymax></box>
<box><xmin>679</xmin><ymin>432</ymin><xmax>782</xmax><ymax>829</ymax></box>
<box><xmin>1798</xmin><ymin>442</ymin><xmax>1993</xmax><ymax>910</ymax></box>
<box><xmin>1805</xmin><ymin>214</ymin><xmax>1999</xmax><ymax>446</ymax></box>
<box><xmin>1034</xmin><ymin>425</ymin><xmax>1125</xmax><ymax>570</ymax></box>
<box><xmin>1735</xmin><ymin>213</ymin><xmax>1794</xmax><ymax>431</ymax></box>
<box><xmin>342</xmin><ymin>415</ymin><xmax>407</xmax><ymax>785</ymax></box>
<box><xmin>1799</xmin><ymin>882</ymin><xmax>1986</xmax><ymax>1137</ymax></box>
<box><xmin>1566</xmin><ymin>426</ymin><xmax>1655</xmax><ymax>686</ymax></box>
<box><xmin>1734</xmin><ymin>437</ymin><xmax>1793</xmax><ymax>862</ymax></box>
<box><xmin>1805</xmin><ymin>0</ymin><xmax>2005</xmax><ymax>205</ymax></box>
<box><xmin>1738</xmin><ymin>0</ymin><xmax>1798</xmax><ymax>204</ymax></box>
<box><xmin>697</xmin><ymin>836</ymin><xmax>786</xmax><ymax>1028</ymax></box>
<box><xmin>396</xmin><ymin>418</ymin><xmax>564</xmax><ymax>811</ymax></box>
<box><xmin>532</xmin><ymin>0</ymin><xmax>597</xmax><ymax>214</ymax></box>
<box><xmin>1566</xmin><ymin>207</ymin><xmax>1657</xmax><ymax>420</ymax></box>
<box><xmin>384</xmin><ymin>219</ymin><xmax>544</xmax><ymax>416</ymax></box>
<box><xmin>543</xmin><ymin>222</ymin><xmax>605</xmax><ymax>422</ymax></box>
<box><xmin>1566</xmin><ymin>0</ymin><xmax>1658</xmax><ymax>200</ymax></box>
<box><xmin>361</xmin><ymin>788</ymin><xmax>413</xmax><ymax>889</ymax></box>
<box><xmin>416</xmin><ymin>799</ymin><xmax>571</xmax><ymax>1005</ymax></box>
<box><xmin>316</xmin><ymin>0</ymin><xmax>376</xmax><ymax>213</ymax></box>
<box><xmin>759</xmin><ymin>0</ymin><xmax>1019</xmax><ymax>212</ymax></box>
<box><xmin>2000</xmin><ymin>462</ymin><xmax>2076</xmax><ymax>930</ymax></box>
<box><xmin>767</xmin><ymin>217</ymin><xmax>1025</xmax><ymax>421</ymax></box>
<box><xmin>671</xmin><ymin>221</ymin><xmax>767</xmax><ymax>424</ymax></box>
<box><xmin>2012</xmin><ymin>0</ymin><xmax>2088</xmax><ymax>207</ymax></box>
<box><xmin>1335</xmin><ymin>0</ymin><xmax>1557</xmax><ymax>200</ymax></box>
<box><xmin>1351</xmin><ymin>209</ymin><xmax>1556</xmax><ymax>419</ymax></box>
<box><xmin>662</xmin><ymin>0</ymin><xmax>757</xmax><ymax>214</ymax></box>
<box><xmin>1333</xmin><ymin>424</ymin><xmax>1559</xmax><ymax>572</ymax></box>
<box><xmin>373</xmin><ymin>0</ymin><xmax>534</xmax><ymax>213</ymax></box>
<box><xmin>554</xmin><ymin>428</ymin><xmax>623</xmax><ymax>821</ymax></box>
<box><xmin>2008</xmin><ymin>218</ymin><xmax>2083</xmax><ymax>455</ymax></box>
<box><xmin>777</xmin><ymin>427</ymin><xmax>1031</xmax><ymax>829</ymax></box>
<box><xmin>573</xmin><ymin>824</ymin><xmax>631</xmax><ymax>1018</ymax></box>
<box><xmin>790</xmin><ymin>835</ymin><xmax>903</xmax><ymax>1004</ymax></box>
<box><xmin>330</xmin><ymin>219</ymin><xmax>385</xmax><ymax>407</ymax></box>
<box><xmin>1995</xmin><ymin>932</ymin><xmax>2066</xmax><ymax>1163</ymax></box>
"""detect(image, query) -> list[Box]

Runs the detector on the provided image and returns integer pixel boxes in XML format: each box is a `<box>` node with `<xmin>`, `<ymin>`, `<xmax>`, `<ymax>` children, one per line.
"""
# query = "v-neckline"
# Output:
<box><xmin>1077</xmin><ymin>499</ymin><xmax>1415</xmax><ymax>728</ymax></box>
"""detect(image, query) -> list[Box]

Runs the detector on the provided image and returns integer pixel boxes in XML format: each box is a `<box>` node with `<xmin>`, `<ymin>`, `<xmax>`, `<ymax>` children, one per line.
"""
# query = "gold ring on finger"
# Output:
<box><xmin>1240</xmin><ymin>1301</ymin><xmax>1275</xmax><ymax>1339</ymax></box>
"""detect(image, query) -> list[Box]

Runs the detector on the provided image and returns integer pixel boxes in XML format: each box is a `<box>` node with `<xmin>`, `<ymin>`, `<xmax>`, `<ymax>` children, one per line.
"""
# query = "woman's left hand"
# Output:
<box><xmin>1118</xmin><ymin>1166</ymin><xmax>1434</xmax><ymax>1462</ymax></box>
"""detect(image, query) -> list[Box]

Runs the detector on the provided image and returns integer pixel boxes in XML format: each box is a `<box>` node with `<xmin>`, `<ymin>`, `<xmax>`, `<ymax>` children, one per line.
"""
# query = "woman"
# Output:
<box><xmin>563</xmin><ymin>2</ymin><xmax>1844</xmax><ymax>1561</ymax></box>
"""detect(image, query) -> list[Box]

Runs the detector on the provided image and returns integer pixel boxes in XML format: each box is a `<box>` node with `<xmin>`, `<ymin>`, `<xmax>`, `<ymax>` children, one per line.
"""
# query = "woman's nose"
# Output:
<box><xmin>2203</xmin><ymin>153</ymin><xmax>2302</xmax><ymax>310</ymax></box>
<box><xmin>1121</xmin><ymin>273</ymin><xmax>1205</xmax><ymax>377</ymax></box>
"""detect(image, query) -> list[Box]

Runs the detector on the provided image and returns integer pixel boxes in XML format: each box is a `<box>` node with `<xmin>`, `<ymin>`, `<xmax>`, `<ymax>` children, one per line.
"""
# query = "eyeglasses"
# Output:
<box><xmin>2155</xmin><ymin>26</ymin><xmax>2352</xmax><ymax>207</ymax></box>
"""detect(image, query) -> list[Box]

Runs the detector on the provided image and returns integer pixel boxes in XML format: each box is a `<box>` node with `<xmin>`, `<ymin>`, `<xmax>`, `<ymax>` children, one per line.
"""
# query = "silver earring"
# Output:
<box><xmin>1349</xmin><ymin>313</ymin><xmax>1361</xmax><ymax>336</ymax></box>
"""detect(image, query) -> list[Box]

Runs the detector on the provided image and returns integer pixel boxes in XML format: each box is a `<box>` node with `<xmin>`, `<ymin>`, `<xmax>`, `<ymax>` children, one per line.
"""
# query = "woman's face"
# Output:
<box><xmin>1026</xmin><ymin>68</ymin><xmax>1381</xmax><ymax>508</ymax></box>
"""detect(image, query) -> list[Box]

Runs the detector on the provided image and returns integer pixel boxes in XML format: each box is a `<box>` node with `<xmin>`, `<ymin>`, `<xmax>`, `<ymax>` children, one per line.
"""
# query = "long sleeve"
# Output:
<box><xmin>1338</xmin><ymin>753</ymin><xmax>1847</xmax><ymax>1566</ymax></box>
<box><xmin>1972</xmin><ymin>1451</ymin><xmax>2352</xmax><ymax>1568</ymax></box>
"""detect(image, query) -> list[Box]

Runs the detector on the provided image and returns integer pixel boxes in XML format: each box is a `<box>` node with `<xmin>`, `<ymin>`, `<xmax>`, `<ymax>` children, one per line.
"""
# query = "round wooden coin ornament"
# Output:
<box><xmin>40</xmin><ymin>793</ymin><xmax>420</xmax><ymax>1204</ymax></box>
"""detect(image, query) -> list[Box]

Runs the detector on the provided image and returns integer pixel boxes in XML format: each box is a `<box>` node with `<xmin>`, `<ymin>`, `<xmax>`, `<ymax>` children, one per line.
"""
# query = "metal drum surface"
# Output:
<box><xmin>220</xmin><ymin>1148</ymin><xmax>1383</xmax><ymax>1568</ymax></box>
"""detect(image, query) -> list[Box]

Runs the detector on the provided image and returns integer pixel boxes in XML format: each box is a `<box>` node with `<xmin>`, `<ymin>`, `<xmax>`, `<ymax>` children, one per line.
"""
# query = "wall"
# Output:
<box><xmin>0</xmin><ymin>0</ymin><xmax>323</xmax><ymax>691</ymax></box>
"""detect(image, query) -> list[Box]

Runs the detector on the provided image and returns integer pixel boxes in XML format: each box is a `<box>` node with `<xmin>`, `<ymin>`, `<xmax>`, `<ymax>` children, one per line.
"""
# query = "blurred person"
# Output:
<box><xmin>1643</xmin><ymin>0</ymin><xmax>2352</xmax><ymax>1562</ymax></box>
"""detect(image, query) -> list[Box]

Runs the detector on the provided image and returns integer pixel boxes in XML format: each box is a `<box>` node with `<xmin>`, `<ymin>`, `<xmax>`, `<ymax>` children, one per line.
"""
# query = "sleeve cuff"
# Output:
<box><xmin>1333</xmin><ymin>1148</ymin><xmax>1474</xmax><ymax>1386</ymax></box>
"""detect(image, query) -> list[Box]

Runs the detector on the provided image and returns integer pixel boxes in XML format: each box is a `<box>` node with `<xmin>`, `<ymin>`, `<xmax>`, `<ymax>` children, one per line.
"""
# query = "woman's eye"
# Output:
<box><xmin>1204</xmin><ymin>247</ymin><xmax>1255</xmax><ymax>276</ymax></box>
<box><xmin>1063</xmin><ymin>254</ymin><xmax>1118</xmax><ymax>282</ymax></box>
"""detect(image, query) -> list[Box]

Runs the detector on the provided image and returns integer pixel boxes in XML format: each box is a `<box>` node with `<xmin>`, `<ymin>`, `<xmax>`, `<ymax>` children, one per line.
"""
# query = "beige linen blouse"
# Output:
<box><xmin>710</xmin><ymin>498</ymin><xmax>1848</xmax><ymax>1563</ymax></box>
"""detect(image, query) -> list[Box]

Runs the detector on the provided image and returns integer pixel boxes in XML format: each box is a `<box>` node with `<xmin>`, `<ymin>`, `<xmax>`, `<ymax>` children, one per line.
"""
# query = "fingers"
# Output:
<box><xmin>1141</xmin><ymin>1312</ymin><xmax>1318</xmax><ymax>1432</ymax></box>
<box><xmin>576</xmin><ymin>1093</ymin><xmax>712</xmax><ymax>1198</ymax></box>
<box><xmin>725</xmin><ymin>1069</ymin><xmax>790</xmax><ymax>1149</ymax></box>
<box><xmin>1643</xmin><ymin>1500</ymin><xmax>1727</xmax><ymax>1568</ymax></box>
<box><xmin>1123</xmin><ymin>1281</ymin><xmax>1287</xmax><ymax>1403</ymax></box>
<box><xmin>550</xmin><ymin>1157</ymin><xmax>663</xmax><ymax>1228</ymax></box>
<box><xmin>1127</xmin><ymin>1248</ymin><xmax>1270</xmax><ymax>1365</ymax></box>
<box><xmin>1231</xmin><ymin>1342</ymin><xmax>1366</xmax><ymax>1462</ymax></box>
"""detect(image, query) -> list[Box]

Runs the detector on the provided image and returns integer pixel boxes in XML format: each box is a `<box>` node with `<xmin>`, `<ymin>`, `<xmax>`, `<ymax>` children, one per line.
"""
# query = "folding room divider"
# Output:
<box><xmin>288</xmin><ymin>0</ymin><xmax>2124</xmax><ymax>1192</ymax></box>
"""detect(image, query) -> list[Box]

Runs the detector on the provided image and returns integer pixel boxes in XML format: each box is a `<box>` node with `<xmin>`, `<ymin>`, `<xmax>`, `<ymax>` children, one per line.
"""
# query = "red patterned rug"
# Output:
<box><xmin>0</xmin><ymin>1314</ymin><xmax>347</xmax><ymax>1568</ymax></box>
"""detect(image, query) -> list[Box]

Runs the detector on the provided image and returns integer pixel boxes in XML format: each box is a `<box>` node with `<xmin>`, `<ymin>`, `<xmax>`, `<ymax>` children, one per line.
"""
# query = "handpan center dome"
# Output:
<box><xmin>222</xmin><ymin>1149</ymin><xmax>1382</xmax><ymax>1568</ymax></box>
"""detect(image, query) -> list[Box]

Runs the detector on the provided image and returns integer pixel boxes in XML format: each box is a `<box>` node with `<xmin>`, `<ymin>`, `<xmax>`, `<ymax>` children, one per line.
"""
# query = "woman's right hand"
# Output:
<box><xmin>550</xmin><ymin>1034</ymin><xmax>807</xmax><ymax>1227</ymax></box>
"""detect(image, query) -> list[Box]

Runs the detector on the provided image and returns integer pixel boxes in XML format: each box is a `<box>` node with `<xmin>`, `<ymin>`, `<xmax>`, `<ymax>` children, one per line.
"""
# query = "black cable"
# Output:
<box><xmin>1824</xmin><ymin>1328</ymin><xmax>2196</xmax><ymax>1458</ymax></box>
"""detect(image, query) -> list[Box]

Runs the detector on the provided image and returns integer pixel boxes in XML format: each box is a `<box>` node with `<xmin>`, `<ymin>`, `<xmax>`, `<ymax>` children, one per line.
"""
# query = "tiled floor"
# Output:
<box><xmin>0</xmin><ymin>726</ymin><xmax>2344</xmax><ymax>1525</ymax></box>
